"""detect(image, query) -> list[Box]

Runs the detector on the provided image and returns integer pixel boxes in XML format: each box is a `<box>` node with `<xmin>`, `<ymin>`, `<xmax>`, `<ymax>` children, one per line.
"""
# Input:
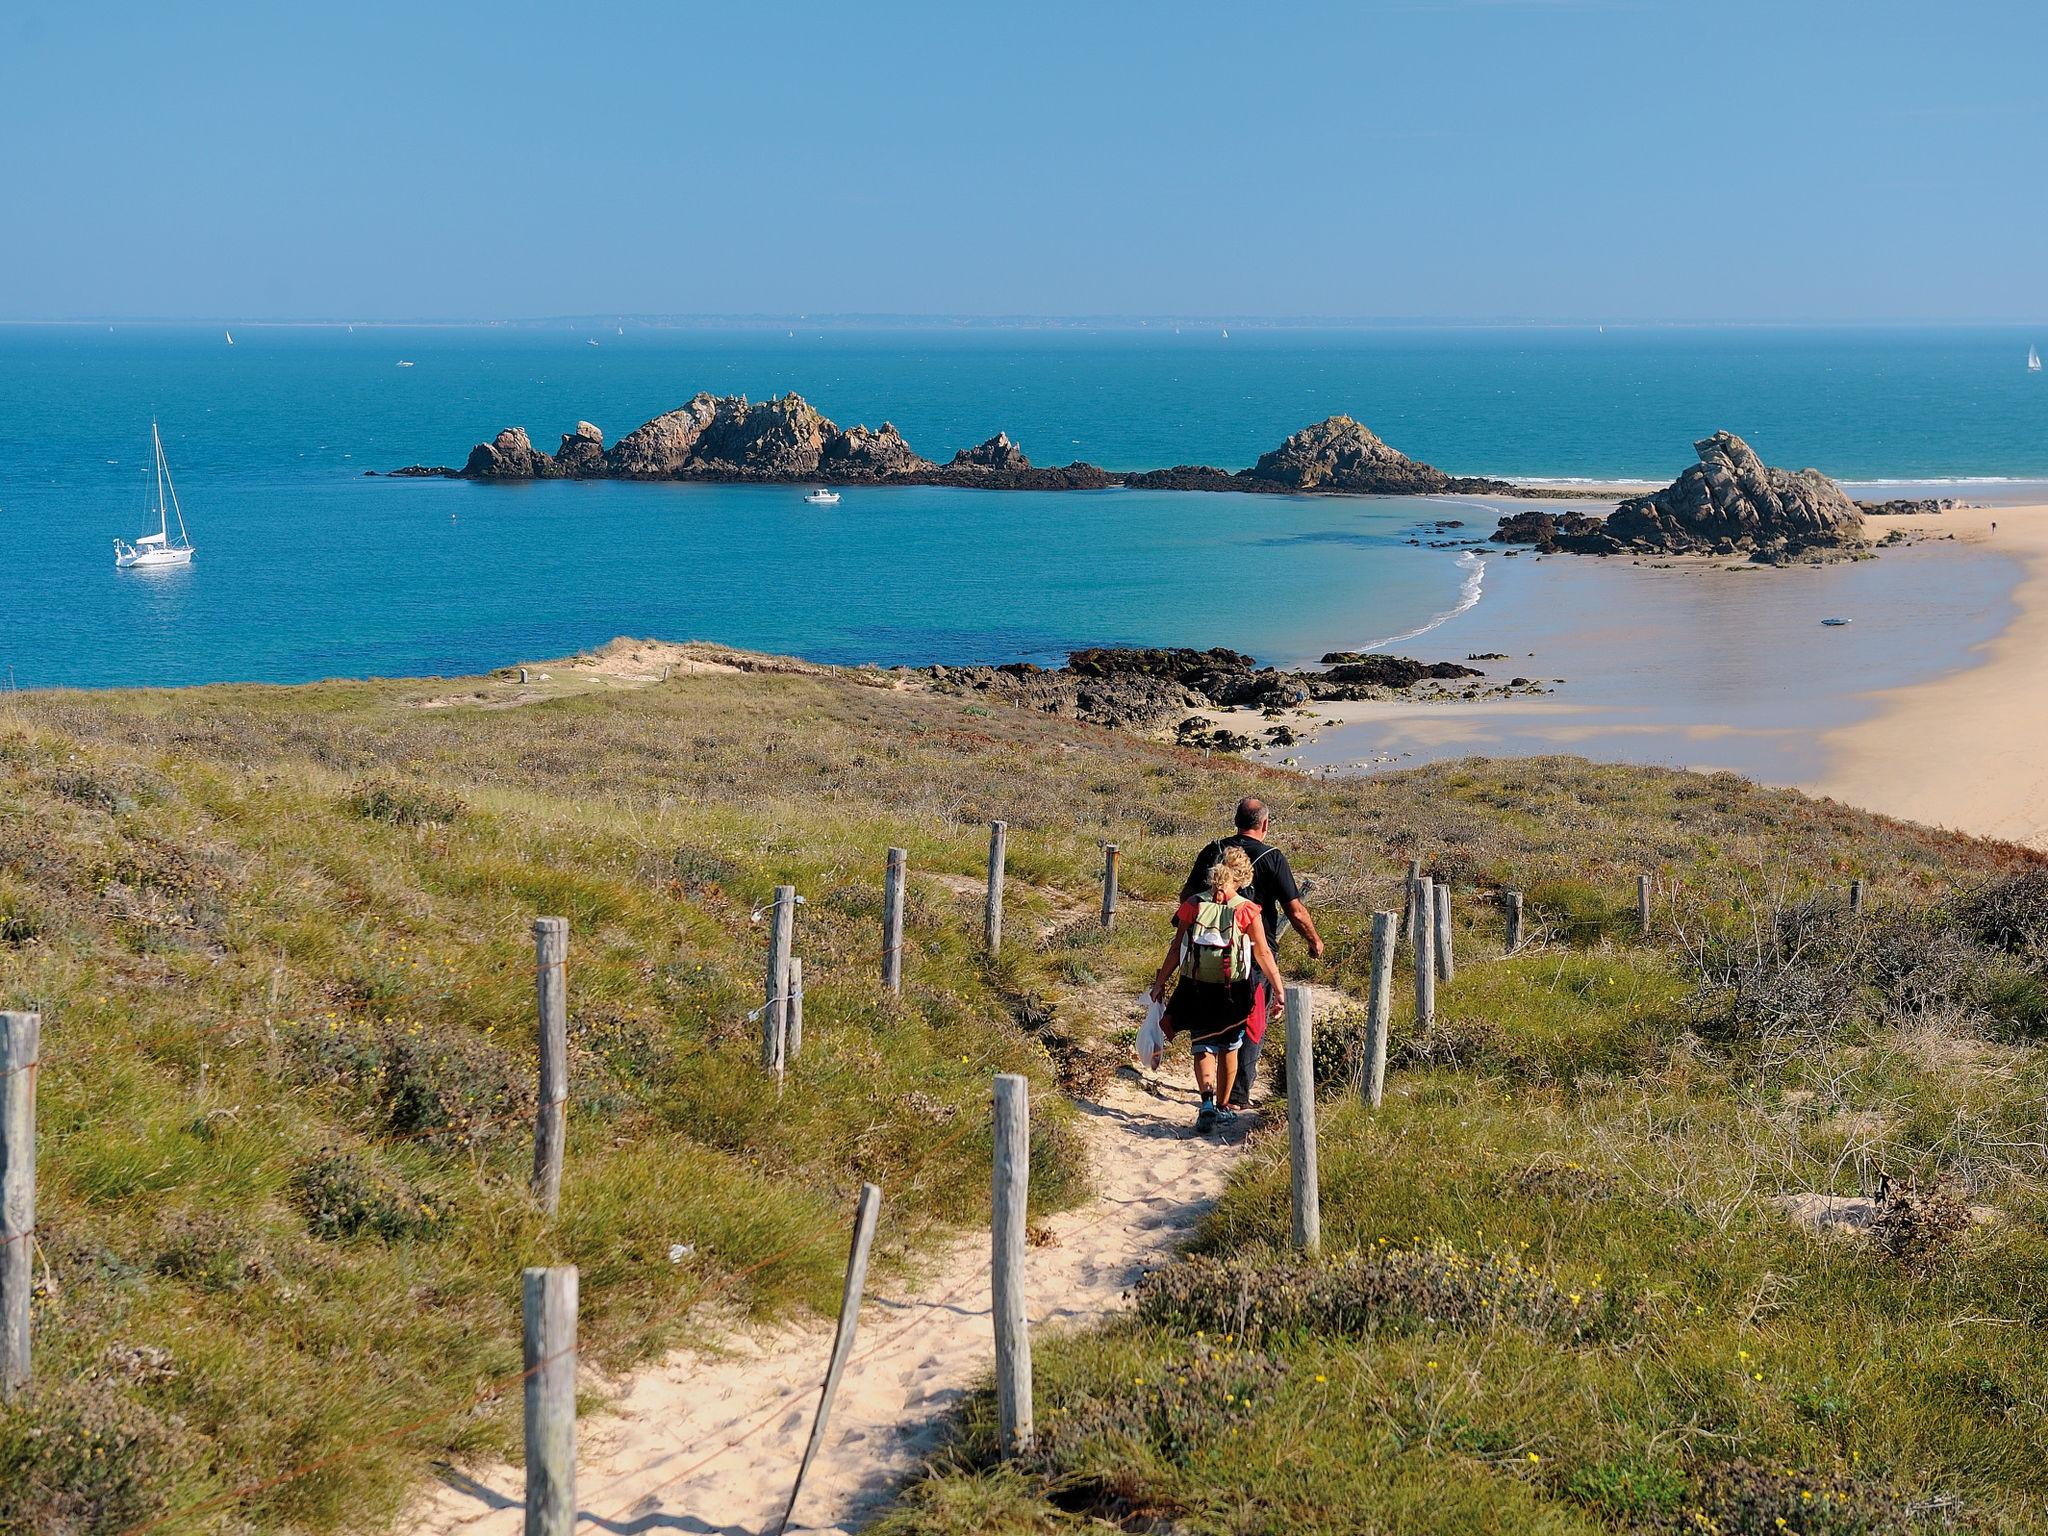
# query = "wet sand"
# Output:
<box><xmin>1245</xmin><ymin>496</ymin><xmax>2047</xmax><ymax>847</ymax></box>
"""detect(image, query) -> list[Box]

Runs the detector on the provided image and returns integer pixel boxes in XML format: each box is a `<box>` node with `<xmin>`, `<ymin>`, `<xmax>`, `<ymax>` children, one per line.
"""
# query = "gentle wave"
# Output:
<box><xmin>1351</xmin><ymin>550</ymin><xmax>1486</xmax><ymax>653</ymax></box>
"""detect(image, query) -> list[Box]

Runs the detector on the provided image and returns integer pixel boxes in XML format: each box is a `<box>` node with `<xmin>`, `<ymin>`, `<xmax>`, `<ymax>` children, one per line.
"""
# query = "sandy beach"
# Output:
<box><xmin>1236</xmin><ymin>498</ymin><xmax>2048</xmax><ymax>850</ymax></box>
<box><xmin>1812</xmin><ymin>503</ymin><xmax>2048</xmax><ymax>847</ymax></box>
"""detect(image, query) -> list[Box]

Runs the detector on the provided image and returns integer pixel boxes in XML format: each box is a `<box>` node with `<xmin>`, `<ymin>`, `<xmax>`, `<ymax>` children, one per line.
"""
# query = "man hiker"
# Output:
<box><xmin>1176</xmin><ymin>796</ymin><xmax>1324</xmax><ymax>1110</ymax></box>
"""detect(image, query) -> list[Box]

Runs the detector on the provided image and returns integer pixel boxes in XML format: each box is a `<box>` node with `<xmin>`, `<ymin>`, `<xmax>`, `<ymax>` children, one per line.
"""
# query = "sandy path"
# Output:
<box><xmin>406</xmin><ymin>1067</ymin><xmax>1248</xmax><ymax>1536</ymax></box>
<box><xmin>1811</xmin><ymin>504</ymin><xmax>2048</xmax><ymax>849</ymax></box>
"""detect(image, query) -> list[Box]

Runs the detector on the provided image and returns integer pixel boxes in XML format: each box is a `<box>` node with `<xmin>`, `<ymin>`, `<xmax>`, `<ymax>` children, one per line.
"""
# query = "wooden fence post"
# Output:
<box><xmin>1</xmin><ymin>1012</ymin><xmax>37</xmax><ymax>1401</ymax></box>
<box><xmin>777</xmin><ymin>1183</ymin><xmax>882</xmax><ymax>1536</ymax></box>
<box><xmin>1850</xmin><ymin>878</ymin><xmax>1865</xmax><ymax>917</ymax></box>
<box><xmin>882</xmin><ymin>850</ymin><xmax>907</xmax><ymax>994</ymax></box>
<box><xmin>1286</xmin><ymin>984</ymin><xmax>1320</xmax><ymax>1253</ymax></box>
<box><xmin>1362</xmin><ymin>914</ymin><xmax>1395</xmax><ymax>1109</ymax></box>
<box><xmin>1504</xmin><ymin>890</ymin><xmax>1525</xmax><ymax>955</ymax></box>
<box><xmin>1413</xmin><ymin>876</ymin><xmax>1436</xmax><ymax>1030</ymax></box>
<box><xmin>1100</xmin><ymin>845</ymin><xmax>1119</xmax><ymax>930</ymax></box>
<box><xmin>1433</xmin><ymin>882</ymin><xmax>1455</xmax><ymax>983</ymax></box>
<box><xmin>531</xmin><ymin>919</ymin><xmax>568</xmax><ymax>1218</ymax></box>
<box><xmin>523</xmin><ymin>1265</ymin><xmax>578</xmax><ymax>1536</ymax></box>
<box><xmin>786</xmin><ymin>957</ymin><xmax>804</xmax><ymax>1062</ymax></box>
<box><xmin>764</xmin><ymin>886</ymin><xmax>796</xmax><ymax>1072</ymax></box>
<box><xmin>1637</xmin><ymin>872</ymin><xmax>1652</xmax><ymax>937</ymax></box>
<box><xmin>1404</xmin><ymin>860</ymin><xmax>1423</xmax><ymax>947</ymax></box>
<box><xmin>991</xmin><ymin>1073</ymin><xmax>1034</xmax><ymax>1454</ymax></box>
<box><xmin>985</xmin><ymin>821</ymin><xmax>1008</xmax><ymax>957</ymax></box>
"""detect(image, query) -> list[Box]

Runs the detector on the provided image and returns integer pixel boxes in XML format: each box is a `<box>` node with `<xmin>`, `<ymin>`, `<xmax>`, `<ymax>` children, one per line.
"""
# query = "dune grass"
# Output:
<box><xmin>0</xmin><ymin>655</ymin><xmax>2037</xmax><ymax>1532</ymax></box>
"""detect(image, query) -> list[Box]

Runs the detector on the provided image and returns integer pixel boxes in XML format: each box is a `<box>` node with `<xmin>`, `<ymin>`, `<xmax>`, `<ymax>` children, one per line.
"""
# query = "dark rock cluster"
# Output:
<box><xmin>1491</xmin><ymin>432</ymin><xmax>1868</xmax><ymax>561</ymax></box>
<box><xmin>921</xmin><ymin>645</ymin><xmax>1492</xmax><ymax>738</ymax></box>
<box><xmin>429</xmin><ymin>395</ymin><xmax>1529</xmax><ymax>497</ymax></box>
<box><xmin>1857</xmin><ymin>497</ymin><xmax>1957</xmax><ymax>516</ymax></box>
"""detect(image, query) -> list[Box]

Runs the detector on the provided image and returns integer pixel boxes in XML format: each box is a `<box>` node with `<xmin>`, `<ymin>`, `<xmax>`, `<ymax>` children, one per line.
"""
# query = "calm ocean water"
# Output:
<box><xmin>4</xmin><ymin>323</ymin><xmax>2045</xmax><ymax>690</ymax></box>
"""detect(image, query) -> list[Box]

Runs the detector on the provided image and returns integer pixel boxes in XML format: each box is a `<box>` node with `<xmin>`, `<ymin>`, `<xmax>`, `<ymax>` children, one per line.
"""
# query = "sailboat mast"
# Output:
<box><xmin>153</xmin><ymin>420</ymin><xmax>169</xmax><ymax>541</ymax></box>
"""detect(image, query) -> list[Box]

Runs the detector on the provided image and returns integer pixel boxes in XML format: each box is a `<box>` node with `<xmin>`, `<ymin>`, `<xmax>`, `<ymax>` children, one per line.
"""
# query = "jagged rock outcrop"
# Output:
<box><xmin>1315</xmin><ymin>653</ymin><xmax>1485</xmax><ymax>687</ymax></box>
<box><xmin>465</xmin><ymin>427</ymin><xmax>545</xmax><ymax>480</ymax></box>
<box><xmin>1858</xmin><ymin>497</ymin><xmax>1956</xmax><ymax>516</ymax></box>
<box><xmin>606</xmin><ymin>396</ymin><xmax>720</xmax><ymax>478</ymax></box>
<box><xmin>1249</xmin><ymin>416</ymin><xmax>1452</xmax><ymax>494</ymax></box>
<box><xmin>552</xmin><ymin>422</ymin><xmax>607</xmax><ymax>478</ymax></box>
<box><xmin>1493</xmin><ymin>433</ymin><xmax>1868</xmax><ymax>560</ymax></box>
<box><xmin>824</xmin><ymin>422</ymin><xmax>932</xmax><ymax>477</ymax></box>
<box><xmin>949</xmin><ymin>432</ymin><xmax>1031</xmax><ymax>472</ymax></box>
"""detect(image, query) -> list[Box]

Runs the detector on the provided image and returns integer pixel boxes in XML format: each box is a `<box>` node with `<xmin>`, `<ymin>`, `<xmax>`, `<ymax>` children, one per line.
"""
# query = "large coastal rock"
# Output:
<box><xmin>949</xmin><ymin>432</ymin><xmax>1031</xmax><ymax>472</ymax></box>
<box><xmin>823</xmin><ymin>422</ymin><xmax>932</xmax><ymax>477</ymax></box>
<box><xmin>1492</xmin><ymin>433</ymin><xmax>1868</xmax><ymax>559</ymax></box>
<box><xmin>551</xmin><ymin>422</ymin><xmax>607</xmax><ymax>478</ymax></box>
<box><xmin>1249</xmin><ymin>416</ymin><xmax>1452</xmax><ymax>494</ymax></box>
<box><xmin>606</xmin><ymin>397</ymin><xmax>719</xmax><ymax>478</ymax></box>
<box><xmin>464</xmin><ymin>427</ymin><xmax>546</xmax><ymax>479</ymax></box>
<box><xmin>1605</xmin><ymin>432</ymin><xmax>1865</xmax><ymax>554</ymax></box>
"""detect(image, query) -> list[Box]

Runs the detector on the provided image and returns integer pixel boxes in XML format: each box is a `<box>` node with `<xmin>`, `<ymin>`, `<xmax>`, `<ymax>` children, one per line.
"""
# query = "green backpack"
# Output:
<box><xmin>1180</xmin><ymin>896</ymin><xmax>1253</xmax><ymax>984</ymax></box>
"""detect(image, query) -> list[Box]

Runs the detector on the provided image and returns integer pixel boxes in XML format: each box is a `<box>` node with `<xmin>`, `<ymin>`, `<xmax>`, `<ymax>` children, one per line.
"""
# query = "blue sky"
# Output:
<box><xmin>3</xmin><ymin>0</ymin><xmax>2044</xmax><ymax>322</ymax></box>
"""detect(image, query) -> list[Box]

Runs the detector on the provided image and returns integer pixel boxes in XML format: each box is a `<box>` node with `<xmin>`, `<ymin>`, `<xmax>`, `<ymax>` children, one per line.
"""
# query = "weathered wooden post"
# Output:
<box><xmin>991</xmin><ymin>1073</ymin><xmax>1034</xmax><ymax>1454</ymax></box>
<box><xmin>1285</xmin><ymin>984</ymin><xmax>1320</xmax><ymax>1253</ymax></box>
<box><xmin>1</xmin><ymin>1012</ymin><xmax>37</xmax><ymax>1401</ymax></box>
<box><xmin>1850</xmin><ymin>878</ymin><xmax>1866</xmax><ymax>917</ymax></box>
<box><xmin>882</xmin><ymin>850</ymin><xmax>907</xmax><ymax>994</ymax></box>
<box><xmin>1434</xmin><ymin>881</ymin><xmax>1455</xmax><ymax>983</ymax></box>
<box><xmin>786</xmin><ymin>957</ymin><xmax>804</xmax><ymax>1062</ymax></box>
<box><xmin>1100</xmin><ymin>844</ymin><xmax>1119</xmax><ymax>930</ymax></box>
<box><xmin>531</xmin><ymin>918</ymin><xmax>568</xmax><ymax>1218</ymax></box>
<box><xmin>1362</xmin><ymin>913</ymin><xmax>1395</xmax><ymax>1109</ymax></box>
<box><xmin>1637</xmin><ymin>872</ymin><xmax>1653</xmax><ymax>937</ymax></box>
<box><xmin>1404</xmin><ymin>859</ymin><xmax>1423</xmax><ymax>946</ymax></box>
<box><xmin>763</xmin><ymin>886</ymin><xmax>796</xmax><ymax>1071</ymax></box>
<box><xmin>778</xmin><ymin>1183</ymin><xmax>882</xmax><ymax>1536</ymax></box>
<box><xmin>1504</xmin><ymin>889</ymin><xmax>1525</xmax><ymax>955</ymax></box>
<box><xmin>523</xmin><ymin>1265</ymin><xmax>578</xmax><ymax>1536</ymax></box>
<box><xmin>985</xmin><ymin>820</ymin><xmax>1008</xmax><ymax>957</ymax></box>
<box><xmin>1413</xmin><ymin>876</ymin><xmax>1436</xmax><ymax>1030</ymax></box>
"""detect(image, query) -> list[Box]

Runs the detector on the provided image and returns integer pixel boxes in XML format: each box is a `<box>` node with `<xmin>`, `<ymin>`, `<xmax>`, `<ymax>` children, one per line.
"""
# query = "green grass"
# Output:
<box><xmin>0</xmin><ymin>657</ymin><xmax>2038</xmax><ymax>1532</ymax></box>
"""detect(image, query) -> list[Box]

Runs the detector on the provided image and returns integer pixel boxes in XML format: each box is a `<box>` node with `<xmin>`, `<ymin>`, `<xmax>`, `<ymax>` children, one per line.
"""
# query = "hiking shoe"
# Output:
<box><xmin>1195</xmin><ymin>1103</ymin><xmax>1218</xmax><ymax>1134</ymax></box>
<box><xmin>1215</xmin><ymin>1105</ymin><xmax>1240</xmax><ymax>1127</ymax></box>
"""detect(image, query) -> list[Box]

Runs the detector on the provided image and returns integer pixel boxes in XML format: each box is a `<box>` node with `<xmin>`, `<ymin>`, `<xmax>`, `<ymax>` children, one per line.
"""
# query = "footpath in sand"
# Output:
<box><xmin>408</xmin><ymin>1067</ymin><xmax>1253</xmax><ymax>1536</ymax></box>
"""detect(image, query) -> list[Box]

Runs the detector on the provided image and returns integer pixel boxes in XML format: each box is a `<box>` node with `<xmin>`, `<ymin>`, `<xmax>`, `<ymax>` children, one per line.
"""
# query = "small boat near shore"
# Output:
<box><xmin>804</xmin><ymin>488</ymin><xmax>842</xmax><ymax>505</ymax></box>
<box><xmin>113</xmin><ymin>423</ymin><xmax>196</xmax><ymax>570</ymax></box>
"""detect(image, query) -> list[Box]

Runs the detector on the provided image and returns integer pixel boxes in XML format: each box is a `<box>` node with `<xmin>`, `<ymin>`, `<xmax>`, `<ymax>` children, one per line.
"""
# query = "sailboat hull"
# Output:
<box><xmin>115</xmin><ymin>545</ymin><xmax>195</xmax><ymax>569</ymax></box>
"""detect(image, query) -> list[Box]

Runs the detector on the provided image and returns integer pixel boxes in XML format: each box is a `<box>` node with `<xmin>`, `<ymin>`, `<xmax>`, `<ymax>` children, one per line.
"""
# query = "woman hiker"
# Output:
<box><xmin>1151</xmin><ymin>844</ymin><xmax>1286</xmax><ymax>1134</ymax></box>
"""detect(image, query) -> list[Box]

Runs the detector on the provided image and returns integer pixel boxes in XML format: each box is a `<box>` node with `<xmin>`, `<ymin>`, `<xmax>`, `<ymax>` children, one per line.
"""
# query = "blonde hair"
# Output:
<box><xmin>1207</xmin><ymin>845</ymin><xmax>1255</xmax><ymax>901</ymax></box>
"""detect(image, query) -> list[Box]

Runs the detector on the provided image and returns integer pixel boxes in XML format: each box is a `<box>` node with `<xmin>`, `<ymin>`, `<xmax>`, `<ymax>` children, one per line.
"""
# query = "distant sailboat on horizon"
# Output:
<box><xmin>2030</xmin><ymin>343</ymin><xmax>2042</xmax><ymax>373</ymax></box>
<box><xmin>225</xmin><ymin>329</ymin><xmax>234</xmax><ymax>346</ymax></box>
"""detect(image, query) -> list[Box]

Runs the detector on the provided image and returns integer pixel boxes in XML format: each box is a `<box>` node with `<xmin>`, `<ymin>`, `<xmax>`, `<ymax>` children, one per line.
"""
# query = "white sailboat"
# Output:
<box><xmin>2030</xmin><ymin>344</ymin><xmax>2042</xmax><ymax>373</ymax></box>
<box><xmin>225</xmin><ymin>329</ymin><xmax>234</xmax><ymax>346</ymax></box>
<box><xmin>113</xmin><ymin>423</ymin><xmax>196</xmax><ymax>569</ymax></box>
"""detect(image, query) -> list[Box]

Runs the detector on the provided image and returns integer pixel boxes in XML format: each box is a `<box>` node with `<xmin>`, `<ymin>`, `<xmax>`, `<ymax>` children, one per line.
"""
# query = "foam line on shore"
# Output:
<box><xmin>1353</xmin><ymin>549</ymin><xmax>1486</xmax><ymax>653</ymax></box>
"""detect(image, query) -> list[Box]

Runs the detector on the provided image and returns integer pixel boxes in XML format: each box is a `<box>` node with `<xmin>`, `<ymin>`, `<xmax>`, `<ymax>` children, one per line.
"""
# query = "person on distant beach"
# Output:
<box><xmin>1177</xmin><ymin>797</ymin><xmax>1324</xmax><ymax>1110</ymax></box>
<box><xmin>1152</xmin><ymin>844</ymin><xmax>1286</xmax><ymax>1134</ymax></box>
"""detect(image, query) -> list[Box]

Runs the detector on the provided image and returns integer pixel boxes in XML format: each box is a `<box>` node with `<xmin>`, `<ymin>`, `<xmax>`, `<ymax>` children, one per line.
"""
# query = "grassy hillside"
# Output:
<box><xmin>0</xmin><ymin>650</ymin><xmax>2037</xmax><ymax>1533</ymax></box>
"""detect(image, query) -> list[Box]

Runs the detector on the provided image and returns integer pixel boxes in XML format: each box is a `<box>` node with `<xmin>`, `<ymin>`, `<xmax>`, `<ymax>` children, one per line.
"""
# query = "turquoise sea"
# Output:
<box><xmin>4</xmin><ymin>323</ymin><xmax>2046</xmax><ymax>691</ymax></box>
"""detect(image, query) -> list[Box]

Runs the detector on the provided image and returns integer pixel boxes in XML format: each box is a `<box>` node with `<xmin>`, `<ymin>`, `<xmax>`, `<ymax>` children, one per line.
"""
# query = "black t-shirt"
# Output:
<box><xmin>1178</xmin><ymin>834</ymin><xmax>1302</xmax><ymax>944</ymax></box>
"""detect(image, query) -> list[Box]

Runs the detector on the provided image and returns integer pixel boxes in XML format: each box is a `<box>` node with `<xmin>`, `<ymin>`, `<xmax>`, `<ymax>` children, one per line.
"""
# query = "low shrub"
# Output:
<box><xmin>293</xmin><ymin>1149</ymin><xmax>448</xmax><ymax>1242</ymax></box>
<box><xmin>1870</xmin><ymin>1177</ymin><xmax>1972</xmax><ymax>1272</ymax></box>
<box><xmin>344</xmin><ymin>777</ymin><xmax>467</xmax><ymax>826</ymax></box>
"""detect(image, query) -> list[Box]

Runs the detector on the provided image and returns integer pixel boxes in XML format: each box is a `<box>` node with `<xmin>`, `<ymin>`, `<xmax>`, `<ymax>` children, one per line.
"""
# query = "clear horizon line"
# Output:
<box><xmin>4</xmin><ymin>313</ymin><xmax>2046</xmax><ymax>331</ymax></box>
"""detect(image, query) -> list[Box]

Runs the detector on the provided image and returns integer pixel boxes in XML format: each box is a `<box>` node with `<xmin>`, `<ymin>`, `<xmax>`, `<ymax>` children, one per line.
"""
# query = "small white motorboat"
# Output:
<box><xmin>114</xmin><ymin>422</ymin><xmax>196</xmax><ymax>569</ymax></box>
<box><xmin>396</xmin><ymin>359</ymin><xmax>415</xmax><ymax>368</ymax></box>
<box><xmin>1821</xmin><ymin>617</ymin><xmax>1851</xmax><ymax>627</ymax></box>
<box><xmin>804</xmin><ymin>488</ymin><xmax>841</xmax><ymax>505</ymax></box>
